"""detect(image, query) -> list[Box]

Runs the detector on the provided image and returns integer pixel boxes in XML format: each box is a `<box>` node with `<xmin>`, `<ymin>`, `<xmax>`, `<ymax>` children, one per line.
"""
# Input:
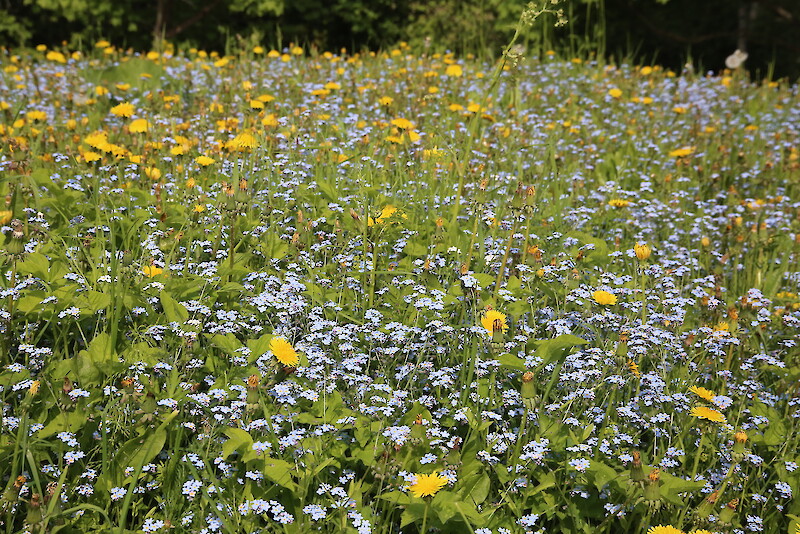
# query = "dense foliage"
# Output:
<box><xmin>2</xmin><ymin>0</ymin><xmax>800</xmax><ymax>79</ymax></box>
<box><xmin>1</xmin><ymin>24</ymin><xmax>800</xmax><ymax>534</ymax></box>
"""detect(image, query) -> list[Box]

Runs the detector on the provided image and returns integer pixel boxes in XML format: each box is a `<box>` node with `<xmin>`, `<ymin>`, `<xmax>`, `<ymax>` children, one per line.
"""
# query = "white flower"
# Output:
<box><xmin>725</xmin><ymin>49</ymin><xmax>748</xmax><ymax>69</ymax></box>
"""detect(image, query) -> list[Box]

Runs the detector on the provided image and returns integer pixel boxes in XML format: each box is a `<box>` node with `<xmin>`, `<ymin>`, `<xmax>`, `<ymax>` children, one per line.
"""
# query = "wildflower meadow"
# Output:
<box><xmin>1</xmin><ymin>11</ymin><xmax>800</xmax><ymax>534</ymax></box>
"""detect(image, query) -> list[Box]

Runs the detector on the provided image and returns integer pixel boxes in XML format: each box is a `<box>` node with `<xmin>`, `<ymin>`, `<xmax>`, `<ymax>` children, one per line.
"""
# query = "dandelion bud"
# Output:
<box><xmin>732</xmin><ymin>430</ymin><xmax>747</xmax><ymax>455</ymax></box>
<box><xmin>26</xmin><ymin>493</ymin><xmax>43</xmax><ymax>524</ymax></box>
<box><xmin>521</xmin><ymin>371</ymin><xmax>536</xmax><ymax>399</ymax></box>
<box><xmin>719</xmin><ymin>499</ymin><xmax>738</xmax><ymax>524</ymax></box>
<box><xmin>28</xmin><ymin>380</ymin><xmax>40</xmax><ymax>396</ymax></box>
<box><xmin>642</xmin><ymin>468</ymin><xmax>661</xmax><ymax>502</ymax></box>
<box><xmin>695</xmin><ymin>490</ymin><xmax>719</xmax><ymax>519</ymax></box>
<box><xmin>350</xmin><ymin>208</ymin><xmax>360</xmax><ymax>221</ymax></box>
<box><xmin>435</xmin><ymin>217</ymin><xmax>444</xmax><ymax>228</ymax></box>
<box><xmin>701</xmin><ymin>237</ymin><xmax>711</xmax><ymax>247</ymax></box>
<box><xmin>479</xmin><ymin>178</ymin><xmax>488</xmax><ymax>191</ymax></box>
<box><xmin>247</xmin><ymin>374</ymin><xmax>260</xmax><ymax>389</ymax></box>
<box><xmin>630</xmin><ymin>450</ymin><xmax>646</xmax><ymax>482</ymax></box>
<box><xmin>634</xmin><ymin>242</ymin><xmax>651</xmax><ymax>261</ymax></box>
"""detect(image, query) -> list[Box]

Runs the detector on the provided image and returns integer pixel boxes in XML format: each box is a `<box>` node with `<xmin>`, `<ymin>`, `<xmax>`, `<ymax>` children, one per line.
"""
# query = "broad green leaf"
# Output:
<box><xmin>160</xmin><ymin>292</ymin><xmax>189</xmax><ymax>323</ymax></box>
<box><xmin>535</xmin><ymin>334</ymin><xmax>589</xmax><ymax>367</ymax></box>
<box><xmin>263</xmin><ymin>458</ymin><xmax>297</xmax><ymax>490</ymax></box>
<box><xmin>222</xmin><ymin>428</ymin><xmax>254</xmax><ymax>458</ymax></box>
<box><xmin>17</xmin><ymin>252</ymin><xmax>50</xmax><ymax>281</ymax></box>
<box><xmin>38</xmin><ymin>411</ymin><xmax>87</xmax><ymax>438</ymax></box>
<box><xmin>497</xmin><ymin>352</ymin><xmax>526</xmax><ymax>371</ymax></box>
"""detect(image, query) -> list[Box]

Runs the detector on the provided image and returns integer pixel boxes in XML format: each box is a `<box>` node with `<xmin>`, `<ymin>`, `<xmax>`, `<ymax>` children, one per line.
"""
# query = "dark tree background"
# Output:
<box><xmin>1</xmin><ymin>0</ymin><xmax>798</xmax><ymax>79</ymax></box>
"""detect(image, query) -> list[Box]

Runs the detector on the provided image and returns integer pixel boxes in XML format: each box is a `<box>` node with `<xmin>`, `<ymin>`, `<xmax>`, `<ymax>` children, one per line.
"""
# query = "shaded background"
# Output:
<box><xmin>2</xmin><ymin>0</ymin><xmax>799</xmax><ymax>79</ymax></box>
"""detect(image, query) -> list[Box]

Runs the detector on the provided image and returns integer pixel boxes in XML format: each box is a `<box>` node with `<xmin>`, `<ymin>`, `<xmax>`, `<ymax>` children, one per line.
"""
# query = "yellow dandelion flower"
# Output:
<box><xmin>82</xmin><ymin>151</ymin><xmax>102</xmax><ymax>163</ymax></box>
<box><xmin>195</xmin><ymin>155</ymin><xmax>215</xmax><ymax>166</ymax></box>
<box><xmin>647</xmin><ymin>527</ymin><xmax>685</xmax><ymax>534</ymax></box>
<box><xmin>110</xmin><ymin>102</ymin><xmax>135</xmax><ymax>118</ymax></box>
<box><xmin>608</xmin><ymin>88</ymin><xmax>623</xmax><ymax>98</ymax></box>
<box><xmin>390</xmin><ymin>117</ymin><xmax>414</xmax><ymax>130</ymax></box>
<box><xmin>409</xmin><ymin>472</ymin><xmax>448</xmax><ymax>498</ymax></box>
<box><xmin>608</xmin><ymin>198</ymin><xmax>630</xmax><ymax>208</ymax></box>
<box><xmin>142</xmin><ymin>265</ymin><xmax>163</xmax><ymax>277</ymax></box>
<box><xmin>480</xmin><ymin>309</ymin><xmax>508</xmax><ymax>334</ymax></box>
<box><xmin>226</xmin><ymin>132</ymin><xmax>258</xmax><ymax>151</ymax></box>
<box><xmin>689</xmin><ymin>386</ymin><xmax>716</xmax><ymax>402</ymax></box>
<box><xmin>26</xmin><ymin>110</ymin><xmax>47</xmax><ymax>122</ymax></box>
<box><xmin>261</xmin><ymin>114</ymin><xmax>278</xmax><ymax>127</ymax></box>
<box><xmin>46</xmin><ymin>51</ymin><xmax>67</xmax><ymax>63</ymax></box>
<box><xmin>379</xmin><ymin>96</ymin><xmax>394</xmax><ymax>106</ymax></box>
<box><xmin>689</xmin><ymin>530</ymin><xmax>714</xmax><ymax>534</ymax></box>
<box><xmin>129</xmin><ymin>118</ymin><xmax>150</xmax><ymax>133</ymax></box>
<box><xmin>445</xmin><ymin>64</ymin><xmax>463</xmax><ymax>77</ymax></box>
<box><xmin>376</xmin><ymin>205</ymin><xmax>397</xmax><ymax>223</ymax></box>
<box><xmin>0</xmin><ymin>211</ymin><xmax>12</xmax><ymax>225</ymax></box>
<box><xmin>269</xmin><ymin>337</ymin><xmax>299</xmax><ymax>367</ymax></box>
<box><xmin>689</xmin><ymin>406</ymin><xmax>726</xmax><ymax>423</ymax></box>
<box><xmin>144</xmin><ymin>167</ymin><xmax>162</xmax><ymax>180</ymax></box>
<box><xmin>668</xmin><ymin>146</ymin><xmax>695</xmax><ymax>158</ymax></box>
<box><xmin>592</xmin><ymin>290</ymin><xmax>617</xmax><ymax>306</ymax></box>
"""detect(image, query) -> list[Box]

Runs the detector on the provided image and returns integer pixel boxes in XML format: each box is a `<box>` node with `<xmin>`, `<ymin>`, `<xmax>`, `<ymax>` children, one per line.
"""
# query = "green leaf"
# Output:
<box><xmin>81</xmin><ymin>290</ymin><xmax>111</xmax><ymax>313</ymax></box>
<box><xmin>404</xmin><ymin>240</ymin><xmax>428</xmax><ymax>257</ymax></box>
<box><xmin>497</xmin><ymin>352</ymin><xmax>526</xmax><ymax>371</ymax></box>
<box><xmin>17</xmin><ymin>252</ymin><xmax>50</xmax><ymax>281</ymax></box>
<box><xmin>377</xmin><ymin>490</ymin><xmax>413</xmax><ymax>506</ymax></box>
<box><xmin>160</xmin><ymin>292</ymin><xmax>189</xmax><ymax>323</ymax></box>
<box><xmin>222</xmin><ymin>428</ymin><xmax>253</xmax><ymax>458</ymax></box>
<box><xmin>472</xmin><ymin>273</ymin><xmax>494</xmax><ymax>290</ymax></box>
<box><xmin>534</xmin><ymin>334</ymin><xmax>588</xmax><ymax>367</ymax></box>
<box><xmin>38</xmin><ymin>411</ymin><xmax>87</xmax><ymax>438</ymax></box>
<box><xmin>400</xmin><ymin>503</ymin><xmax>427</xmax><ymax>527</ymax></box>
<box><xmin>263</xmin><ymin>458</ymin><xmax>297</xmax><ymax>490</ymax></box>
<box><xmin>115</xmin><ymin>429</ymin><xmax>167</xmax><ymax>482</ymax></box>
<box><xmin>208</xmin><ymin>333</ymin><xmax>242</xmax><ymax>354</ymax></box>
<box><xmin>246</xmin><ymin>333</ymin><xmax>273</xmax><ymax>361</ymax></box>
<box><xmin>586</xmin><ymin>460</ymin><xmax>618</xmax><ymax>490</ymax></box>
<box><xmin>432</xmin><ymin>490</ymin><xmax>460</xmax><ymax>522</ymax></box>
<box><xmin>461</xmin><ymin>472</ymin><xmax>491</xmax><ymax>505</ymax></box>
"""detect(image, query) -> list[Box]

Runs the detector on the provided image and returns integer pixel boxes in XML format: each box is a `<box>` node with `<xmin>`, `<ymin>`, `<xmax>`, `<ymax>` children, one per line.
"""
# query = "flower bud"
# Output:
<box><xmin>732</xmin><ymin>430</ymin><xmax>747</xmax><ymax>456</ymax></box>
<box><xmin>694</xmin><ymin>490</ymin><xmax>719</xmax><ymax>520</ymax></box>
<box><xmin>719</xmin><ymin>499</ymin><xmax>738</xmax><ymax>524</ymax></box>
<box><xmin>521</xmin><ymin>371</ymin><xmax>536</xmax><ymax>399</ymax></box>
<box><xmin>630</xmin><ymin>450</ymin><xmax>646</xmax><ymax>482</ymax></box>
<box><xmin>642</xmin><ymin>468</ymin><xmax>661</xmax><ymax>502</ymax></box>
<box><xmin>634</xmin><ymin>242</ymin><xmax>651</xmax><ymax>261</ymax></box>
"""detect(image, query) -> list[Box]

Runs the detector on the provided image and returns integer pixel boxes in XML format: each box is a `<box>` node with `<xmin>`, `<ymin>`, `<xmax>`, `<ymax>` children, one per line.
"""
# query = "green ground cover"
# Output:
<box><xmin>0</xmin><ymin>27</ymin><xmax>799</xmax><ymax>534</ymax></box>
